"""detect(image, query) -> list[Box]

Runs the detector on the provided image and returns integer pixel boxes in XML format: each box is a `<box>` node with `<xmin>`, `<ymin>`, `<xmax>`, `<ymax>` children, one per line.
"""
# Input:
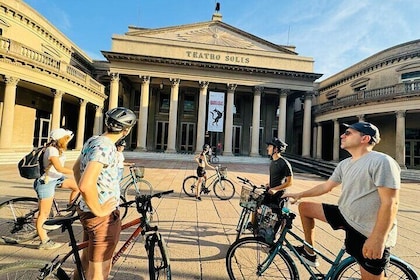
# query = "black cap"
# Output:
<box><xmin>343</xmin><ymin>122</ymin><xmax>381</xmax><ymax>143</ymax></box>
<box><xmin>266</xmin><ymin>137</ymin><xmax>287</xmax><ymax>148</ymax></box>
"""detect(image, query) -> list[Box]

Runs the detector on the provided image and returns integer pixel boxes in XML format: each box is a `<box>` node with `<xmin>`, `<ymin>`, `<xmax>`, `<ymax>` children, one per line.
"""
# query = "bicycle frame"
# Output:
<box><xmin>202</xmin><ymin>168</ymin><xmax>223</xmax><ymax>190</ymax></box>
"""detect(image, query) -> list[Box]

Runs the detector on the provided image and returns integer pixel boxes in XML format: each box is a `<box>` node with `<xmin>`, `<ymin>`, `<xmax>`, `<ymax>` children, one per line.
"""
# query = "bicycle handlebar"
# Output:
<box><xmin>237</xmin><ymin>176</ymin><xmax>266</xmax><ymax>190</ymax></box>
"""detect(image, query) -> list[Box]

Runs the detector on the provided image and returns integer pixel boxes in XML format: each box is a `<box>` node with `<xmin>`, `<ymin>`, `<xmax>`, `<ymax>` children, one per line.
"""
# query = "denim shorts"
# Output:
<box><xmin>33</xmin><ymin>176</ymin><xmax>65</xmax><ymax>199</ymax></box>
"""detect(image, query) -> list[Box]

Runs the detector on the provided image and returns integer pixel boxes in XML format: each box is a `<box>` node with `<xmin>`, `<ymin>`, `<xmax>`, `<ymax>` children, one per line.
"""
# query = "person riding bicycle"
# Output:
<box><xmin>283</xmin><ymin>122</ymin><xmax>400</xmax><ymax>279</ymax></box>
<box><xmin>33</xmin><ymin>128</ymin><xmax>79</xmax><ymax>250</ymax></box>
<box><xmin>116</xmin><ymin>139</ymin><xmax>134</xmax><ymax>181</ymax></box>
<box><xmin>73</xmin><ymin>107</ymin><xmax>137</xmax><ymax>280</ymax></box>
<box><xmin>194</xmin><ymin>144</ymin><xmax>215</xmax><ymax>201</ymax></box>
<box><xmin>249</xmin><ymin>137</ymin><xmax>293</xmax><ymax>231</ymax></box>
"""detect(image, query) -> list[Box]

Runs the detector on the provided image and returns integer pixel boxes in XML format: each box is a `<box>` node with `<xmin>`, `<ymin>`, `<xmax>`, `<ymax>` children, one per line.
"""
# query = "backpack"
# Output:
<box><xmin>17</xmin><ymin>146</ymin><xmax>47</xmax><ymax>179</ymax></box>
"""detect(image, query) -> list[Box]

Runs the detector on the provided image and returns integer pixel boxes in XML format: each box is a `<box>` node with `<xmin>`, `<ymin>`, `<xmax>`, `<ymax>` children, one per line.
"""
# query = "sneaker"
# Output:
<box><xmin>294</xmin><ymin>245</ymin><xmax>319</xmax><ymax>267</ymax></box>
<box><xmin>38</xmin><ymin>239</ymin><xmax>64</xmax><ymax>250</ymax></box>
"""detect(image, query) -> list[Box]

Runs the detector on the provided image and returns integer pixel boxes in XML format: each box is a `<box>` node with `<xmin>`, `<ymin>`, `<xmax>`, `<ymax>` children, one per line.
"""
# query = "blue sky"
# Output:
<box><xmin>25</xmin><ymin>0</ymin><xmax>419</xmax><ymax>81</ymax></box>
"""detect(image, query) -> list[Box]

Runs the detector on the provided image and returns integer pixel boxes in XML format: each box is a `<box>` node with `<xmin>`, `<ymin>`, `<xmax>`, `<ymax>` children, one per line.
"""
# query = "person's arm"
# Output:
<box><xmin>282</xmin><ymin>179</ymin><xmax>340</xmax><ymax>203</ymax></box>
<box><xmin>78</xmin><ymin>161</ymin><xmax>117</xmax><ymax>217</ymax></box>
<box><xmin>49</xmin><ymin>155</ymin><xmax>73</xmax><ymax>175</ymax></box>
<box><xmin>72</xmin><ymin>155</ymin><xmax>82</xmax><ymax>183</ymax></box>
<box><xmin>203</xmin><ymin>154</ymin><xmax>215</xmax><ymax>169</ymax></box>
<box><xmin>363</xmin><ymin>187</ymin><xmax>399</xmax><ymax>259</ymax></box>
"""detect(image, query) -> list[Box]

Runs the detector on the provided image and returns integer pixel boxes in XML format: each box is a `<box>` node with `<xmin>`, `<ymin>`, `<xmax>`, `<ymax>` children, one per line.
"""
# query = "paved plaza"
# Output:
<box><xmin>0</xmin><ymin>153</ymin><xmax>418</xmax><ymax>279</ymax></box>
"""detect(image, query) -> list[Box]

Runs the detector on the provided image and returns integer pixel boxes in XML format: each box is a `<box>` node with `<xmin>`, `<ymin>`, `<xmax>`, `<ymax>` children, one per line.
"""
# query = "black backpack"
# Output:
<box><xmin>17</xmin><ymin>146</ymin><xmax>47</xmax><ymax>179</ymax></box>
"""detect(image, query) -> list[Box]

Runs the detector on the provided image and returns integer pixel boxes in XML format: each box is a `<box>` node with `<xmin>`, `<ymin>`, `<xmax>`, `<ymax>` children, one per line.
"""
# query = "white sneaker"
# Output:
<box><xmin>38</xmin><ymin>239</ymin><xmax>64</xmax><ymax>250</ymax></box>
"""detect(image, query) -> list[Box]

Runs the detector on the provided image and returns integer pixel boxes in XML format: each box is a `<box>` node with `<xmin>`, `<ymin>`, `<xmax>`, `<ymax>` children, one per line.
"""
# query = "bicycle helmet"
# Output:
<box><xmin>105</xmin><ymin>107</ymin><xmax>137</xmax><ymax>132</ymax></box>
<box><xmin>202</xmin><ymin>144</ymin><xmax>211</xmax><ymax>154</ymax></box>
<box><xmin>266</xmin><ymin>137</ymin><xmax>288</xmax><ymax>153</ymax></box>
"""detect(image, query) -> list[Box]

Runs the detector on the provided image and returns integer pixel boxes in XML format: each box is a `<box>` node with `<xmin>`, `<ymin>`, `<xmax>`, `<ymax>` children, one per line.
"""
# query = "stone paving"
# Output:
<box><xmin>0</xmin><ymin>153</ymin><xmax>418</xmax><ymax>279</ymax></box>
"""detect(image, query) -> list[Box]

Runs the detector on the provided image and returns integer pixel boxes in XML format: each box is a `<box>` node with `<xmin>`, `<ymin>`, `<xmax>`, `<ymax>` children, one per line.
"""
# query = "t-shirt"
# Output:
<box><xmin>41</xmin><ymin>146</ymin><xmax>65</xmax><ymax>180</ymax></box>
<box><xmin>116</xmin><ymin>151</ymin><xmax>125</xmax><ymax>169</ymax></box>
<box><xmin>263</xmin><ymin>157</ymin><xmax>293</xmax><ymax>207</ymax></box>
<box><xmin>78</xmin><ymin>135</ymin><xmax>120</xmax><ymax>213</ymax></box>
<box><xmin>330</xmin><ymin>151</ymin><xmax>401</xmax><ymax>247</ymax></box>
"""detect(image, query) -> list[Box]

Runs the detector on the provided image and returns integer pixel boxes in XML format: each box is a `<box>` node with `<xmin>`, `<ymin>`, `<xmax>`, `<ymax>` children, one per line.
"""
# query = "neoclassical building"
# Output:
<box><xmin>0</xmin><ymin>0</ymin><xmax>105</xmax><ymax>152</ymax></box>
<box><xmin>314</xmin><ymin>39</ymin><xmax>420</xmax><ymax>169</ymax></box>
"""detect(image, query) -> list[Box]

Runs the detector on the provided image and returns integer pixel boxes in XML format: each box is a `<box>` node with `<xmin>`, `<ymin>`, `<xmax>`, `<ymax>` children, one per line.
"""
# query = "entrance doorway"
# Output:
<box><xmin>232</xmin><ymin>125</ymin><xmax>242</xmax><ymax>154</ymax></box>
<box><xmin>155</xmin><ymin>121</ymin><xmax>168</xmax><ymax>151</ymax></box>
<box><xmin>180</xmin><ymin>122</ymin><xmax>195</xmax><ymax>153</ymax></box>
<box><xmin>405</xmin><ymin>140</ymin><xmax>420</xmax><ymax>169</ymax></box>
<box><xmin>35</xmin><ymin>118</ymin><xmax>50</xmax><ymax>147</ymax></box>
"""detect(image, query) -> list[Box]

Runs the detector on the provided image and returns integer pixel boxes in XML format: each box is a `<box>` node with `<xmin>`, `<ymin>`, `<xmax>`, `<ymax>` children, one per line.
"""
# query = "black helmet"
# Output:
<box><xmin>266</xmin><ymin>137</ymin><xmax>287</xmax><ymax>153</ymax></box>
<box><xmin>105</xmin><ymin>107</ymin><xmax>137</xmax><ymax>132</ymax></box>
<box><xmin>203</xmin><ymin>144</ymin><xmax>210</xmax><ymax>151</ymax></box>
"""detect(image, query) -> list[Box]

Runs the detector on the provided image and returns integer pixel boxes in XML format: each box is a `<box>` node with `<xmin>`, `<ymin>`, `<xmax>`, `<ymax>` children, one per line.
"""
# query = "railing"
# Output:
<box><xmin>315</xmin><ymin>82</ymin><xmax>420</xmax><ymax>114</ymax></box>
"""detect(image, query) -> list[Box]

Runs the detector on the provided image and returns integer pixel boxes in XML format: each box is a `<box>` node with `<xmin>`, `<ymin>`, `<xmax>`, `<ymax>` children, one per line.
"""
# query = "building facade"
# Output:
<box><xmin>314</xmin><ymin>40</ymin><xmax>420</xmax><ymax>169</ymax></box>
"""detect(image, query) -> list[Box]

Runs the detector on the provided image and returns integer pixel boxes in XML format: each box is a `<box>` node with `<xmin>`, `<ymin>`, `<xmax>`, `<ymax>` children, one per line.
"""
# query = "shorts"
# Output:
<box><xmin>77</xmin><ymin>208</ymin><xmax>121</xmax><ymax>262</ymax></box>
<box><xmin>323</xmin><ymin>204</ymin><xmax>391</xmax><ymax>275</ymax></box>
<box><xmin>33</xmin><ymin>176</ymin><xmax>65</xmax><ymax>199</ymax></box>
<box><xmin>262</xmin><ymin>190</ymin><xmax>286</xmax><ymax>211</ymax></box>
<box><xmin>196</xmin><ymin>166</ymin><xmax>206</xmax><ymax>177</ymax></box>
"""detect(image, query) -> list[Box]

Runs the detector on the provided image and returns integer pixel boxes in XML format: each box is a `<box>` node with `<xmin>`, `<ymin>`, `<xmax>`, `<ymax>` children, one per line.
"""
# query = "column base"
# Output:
<box><xmin>250</xmin><ymin>153</ymin><xmax>261</xmax><ymax>157</ymax></box>
<box><xmin>134</xmin><ymin>147</ymin><xmax>147</xmax><ymax>152</ymax></box>
<box><xmin>223</xmin><ymin>151</ymin><xmax>233</xmax><ymax>156</ymax></box>
<box><xmin>165</xmin><ymin>149</ymin><xmax>177</xmax><ymax>154</ymax></box>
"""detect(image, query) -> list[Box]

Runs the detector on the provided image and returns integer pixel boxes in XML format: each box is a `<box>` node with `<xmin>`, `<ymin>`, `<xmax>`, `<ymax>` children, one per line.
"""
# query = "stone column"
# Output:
<box><xmin>196</xmin><ymin>81</ymin><xmax>209</xmax><ymax>152</ymax></box>
<box><xmin>93</xmin><ymin>105</ymin><xmax>103</xmax><ymax>135</ymax></box>
<box><xmin>333</xmin><ymin>119</ymin><xmax>340</xmax><ymax>161</ymax></box>
<box><xmin>109</xmin><ymin>72</ymin><xmax>119</xmax><ymax>110</ymax></box>
<box><xmin>316</xmin><ymin>123</ymin><xmax>323</xmax><ymax>159</ymax></box>
<box><xmin>0</xmin><ymin>76</ymin><xmax>19</xmax><ymax>149</ymax></box>
<box><xmin>250</xmin><ymin>86</ymin><xmax>263</xmax><ymax>156</ymax></box>
<box><xmin>223</xmin><ymin>83</ymin><xmax>236</xmax><ymax>156</ymax></box>
<box><xmin>302</xmin><ymin>92</ymin><xmax>313</xmax><ymax>157</ymax></box>
<box><xmin>395</xmin><ymin>110</ymin><xmax>406</xmax><ymax>168</ymax></box>
<box><xmin>137</xmin><ymin>76</ymin><xmax>150</xmax><ymax>151</ymax></box>
<box><xmin>76</xmin><ymin>99</ymin><xmax>88</xmax><ymax>150</ymax></box>
<box><xmin>51</xmin><ymin>89</ymin><xmax>63</xmax><ymax>130</ymax></box>
<box><xmin>278</xmin><ymin>89</ymin><xmax>288</xmax><ymax>141</ymax></box>
<box><xmin>165</xmin><ymin>78</ymin><xmax>180</xmax><ymax>153</ymax></box>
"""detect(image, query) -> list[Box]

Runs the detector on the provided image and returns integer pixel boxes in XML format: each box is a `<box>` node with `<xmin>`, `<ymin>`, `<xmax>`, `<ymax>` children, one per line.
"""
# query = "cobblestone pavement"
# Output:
<box><xmin>0</xmin><ymin>154</ymin><xmax>418</xmax><ymax>279</ymax></box>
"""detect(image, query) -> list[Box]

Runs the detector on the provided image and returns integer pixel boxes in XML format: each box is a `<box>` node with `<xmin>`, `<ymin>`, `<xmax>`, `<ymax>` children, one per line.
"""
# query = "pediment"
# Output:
<box><xmin>125</xmin><ymin>21</ymin><xmax>296</xmax><ymax>54</ymax></box>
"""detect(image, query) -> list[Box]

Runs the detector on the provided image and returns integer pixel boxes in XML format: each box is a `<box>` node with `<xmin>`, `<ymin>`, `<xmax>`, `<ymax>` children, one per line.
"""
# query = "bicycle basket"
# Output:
<box><xmin>133</xmin><ymin>166</ymin><xmax>144</xmax><ymax>178</ymax></box>
<box><xmin>219</xmin><ymin>166</ymin><xmax>228</xmax><ymax>178</ymax></box>
<box><xmin>239</xmin><ymin>185</ymin><xmax>264</xmax><ymax>210</ymax></box>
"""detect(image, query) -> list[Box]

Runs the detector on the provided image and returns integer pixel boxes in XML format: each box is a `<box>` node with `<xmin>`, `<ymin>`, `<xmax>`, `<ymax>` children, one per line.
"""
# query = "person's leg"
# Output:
<box><xmin>86</xmin><ymin>260</ymin><xmax>112</xmax><ymax>280</ymax></box>
<box><xmin>36</xmin><ymin>197</ymin><xmax>54</xmax><ymax>243</ymax></box>
<box><xmin>298</xmin><ymin>201</ymin><xmax>327</xmax><ymax>254</ymax></box>
<box><xmin>359</xmin><ymin>263</ymin><xmax>386</xmax><ymax>280</ymax></box>
<box><xmin>61</xmin><ymin>178</ymin><xmax>79</xmax><ymax>203</ymax></box>
<box><xmin>196</xmin><ymin>177</ymin><xmax>202</xmax><ymax>199</ymax></box>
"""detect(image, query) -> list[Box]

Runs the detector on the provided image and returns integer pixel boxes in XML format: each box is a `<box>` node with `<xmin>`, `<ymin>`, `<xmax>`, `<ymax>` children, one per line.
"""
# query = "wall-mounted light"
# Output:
<box><xmin>159</xmin><ymin>82</ymin><xmax>164</xmax><ymax>90</ymax></box>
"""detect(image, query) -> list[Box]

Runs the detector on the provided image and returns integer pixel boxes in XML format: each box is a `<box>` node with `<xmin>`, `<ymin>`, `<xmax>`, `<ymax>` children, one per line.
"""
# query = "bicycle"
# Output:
<box><xmin>0</xmin><ymin>190</ymin><xmax>174</xmax><ymax>280</ymax></box>
<box><xmin>182</xmin><ymin>165</ymin><xmax>235</xmax><ymax>200</ymax></box>
<box><xmin>0</xmin><ymin>191</ymin><xmax>129</xmax><ymax>245</ymax></box>
<box><xmin>226</xmin><ymin>206</ymin><xmax>419</xmax><ymax>279</ymax></box>
<box><xmin>121</xmin><ymin>165</ymin><xmax>153</xmax><ymax>203</ymax></box>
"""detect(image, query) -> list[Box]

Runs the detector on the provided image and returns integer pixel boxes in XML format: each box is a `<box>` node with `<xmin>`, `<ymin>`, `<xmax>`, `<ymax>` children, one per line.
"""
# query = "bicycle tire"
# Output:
<box><xmin>226</xmin><ymin>236</ymin><xmax>299</xmax><ymax>280</ymax></box>
<box><xmin>332</xmin><ymin>255</ymin><xmax>419</xmax><ymax>280</ymax></box>
<box><xmin>0</xmin><ymin>261</ymin><xmax>68</xmax><ymax>279</ymax></box>
<box><xmin>0</xmin><ymin>197</ymin><xmax>40</xmax><ymax>244</ymax></box>
<box><xmin>211</xmin><ymin>156</ymin><xmax>219</xmax><ymax>164</ymax></box>
<box><xmin>236</xmin><ymin>208</ymin><xmax>251</xmax><ymax>241</ymax></box>
<box><xmin>182</xmin><ymin>175</ymin><xmax>199</xmax><ymax>197</ymax></box>
<box><xmin>213</xmin><ymin>178</ymin><xmax>235</xmax><ymax>200</ymax></box>
<box><xmin>147</xmin><ymin>233</ymin><xmax>172</xmax><ymax>280</ymax></box>
<box><xmin>123</xmin><ymin>179</ymin><xmax>153</xmax><ymax>203</ymax></box>
<box><xmin>119</xmin><ymin>195</ymin><xmax>128</xmax><ymax>221</ymax></box>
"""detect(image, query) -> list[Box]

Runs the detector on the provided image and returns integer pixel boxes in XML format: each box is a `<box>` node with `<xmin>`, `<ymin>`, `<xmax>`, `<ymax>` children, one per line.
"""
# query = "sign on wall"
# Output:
<box><xmin>207</xmin><ymin>91</ymin><xmax>225</xmax><ymax>132</ymax></box>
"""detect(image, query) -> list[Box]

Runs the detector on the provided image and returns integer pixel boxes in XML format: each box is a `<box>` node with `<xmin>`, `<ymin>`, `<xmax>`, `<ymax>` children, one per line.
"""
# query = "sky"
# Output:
<box><xmin>24</xmin><ymin>0</ymin><xmax>419</xmax><ymax>81</ymax></box>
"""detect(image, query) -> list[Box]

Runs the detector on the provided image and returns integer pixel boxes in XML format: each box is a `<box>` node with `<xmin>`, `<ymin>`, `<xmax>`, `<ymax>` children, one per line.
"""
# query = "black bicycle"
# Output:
<box><xmin>0</xmin><ymin>190</ymin><xmax>174</xmax><ymax>279</ymax></box>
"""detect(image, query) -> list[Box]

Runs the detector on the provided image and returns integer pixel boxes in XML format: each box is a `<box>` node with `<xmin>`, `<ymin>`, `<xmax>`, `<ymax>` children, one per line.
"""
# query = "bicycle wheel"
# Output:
<box><xmin>211</xmin><ymin>156</ymin><xmax>219</xmax><ymax>164</ymax></box>
<box><xmin>0</xmin><ymin>261</ymin><xmax>68</xmax><ymax>279</ymax></box>
<box><xmin>124</xmin><ymin>179</ymin><xmax>153</xmax><ymax>203</ymax></box>
<box><xmin>147</xmin><ymin>233</ymin><xmax>171</xmax><ymax>280</ymax></box>
<box><xmin>182</xmin><ymin>175</ymin><xmax>199</xmax><ymax>197</ymax></box>
<box><xmin>226</xmin><ymin>237</ymin><xmax>299</xmax><ymax>280</ymax></box>
<box><xmin>213</xmin><ymin>178</ymin><xmax>235</xmax><ymax>200</ymax></box>
<box><xmin>0</xmin><ymin>197</ymin><xmax>39</xmax><ymax>244</ymax></box>
<box><xmin>332</xmin><ymin>255</ymin><xmax>419</xmax><ymax>280</ymax></box>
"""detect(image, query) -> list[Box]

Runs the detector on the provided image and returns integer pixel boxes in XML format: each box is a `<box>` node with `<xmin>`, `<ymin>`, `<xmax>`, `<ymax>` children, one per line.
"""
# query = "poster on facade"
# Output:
<box><xmin>207</xmin><ymin>91</ymin><xmax>225</xmax><ymax>132</ymax></box>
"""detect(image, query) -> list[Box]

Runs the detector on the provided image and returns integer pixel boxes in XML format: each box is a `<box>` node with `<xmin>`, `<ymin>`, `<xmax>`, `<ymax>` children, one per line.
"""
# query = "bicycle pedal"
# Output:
<box><xmin>309</xmin><ymin>274</ymin><xmax>324</xmax><ymax>280</ymax></box>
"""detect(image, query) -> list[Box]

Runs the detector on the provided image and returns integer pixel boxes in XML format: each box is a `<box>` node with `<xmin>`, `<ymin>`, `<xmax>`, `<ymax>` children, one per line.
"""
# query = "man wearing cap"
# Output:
<box><xmin>283</xmin><ymin>122</ymin><xmax>400</xmax><ymax>279</ymax></box>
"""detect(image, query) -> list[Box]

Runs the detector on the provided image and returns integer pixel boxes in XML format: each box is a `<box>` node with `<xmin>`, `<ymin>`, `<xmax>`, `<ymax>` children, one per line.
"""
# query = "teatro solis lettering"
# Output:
<box><xmin>185</xmin><ymin>51</ymin><xmax>250</xmax><ymax>64</ymax></box>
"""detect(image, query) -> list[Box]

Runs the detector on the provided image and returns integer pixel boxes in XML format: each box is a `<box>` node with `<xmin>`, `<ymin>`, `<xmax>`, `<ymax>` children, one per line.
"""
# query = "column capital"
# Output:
<box><xmin>254</xmin><ymin>86</ymin><xmax>264</xmax><ymax>94</ymax></box>
<box><xmin>51</xmin><ymin>89</ymin><xmax>63</xmax><ymax>98</ymax></box>
<box><xmin>140</xmin><ymin>76</ymin><xmax>150</xmax><ymax>84</ymax></box>
<box><xmin>79</xmin><ymin>98</ymin><xmax>88</xmax><ymax>106</ymax></box>
<box><xmin>170</xmin><ymin>78</ymin><xmax>180</xmax><ymax>86</ymax></box>
<box><xmin>357</xmin><ymin>114</ymin><xmax>365</xmax><ymax>121</ymax></box>
<box><xmin>199</xmin><ymin>81</ymin><xmax>209</xmax><ymax>88</ymax></box>
<box><xmin>304</xmin><ymin>91</ymin><xmax>314</xmax><ymax>99</ymax></box>
<box><xmin>227</xmin><ymin>83</ymin><xmax>237</xmax><ymax>92</ymax></box>
<box><xmin>395</xmin><ymin>110</ymin><xmax>406</xmax><ymax>118</ymax></box>
<box><xmin>4</xmin><ymin>76</ymin><xmax>19</xmax><ymax>86</ymax></box>
<box><xmin>109</xmin><ymin>72</ymin><xmax>119</xmax><ymax>81</ymax></box>
<box><xmin>280</xmin><ymin>88</ymin><xmax>290</xmax><ymax>96</ymax></box>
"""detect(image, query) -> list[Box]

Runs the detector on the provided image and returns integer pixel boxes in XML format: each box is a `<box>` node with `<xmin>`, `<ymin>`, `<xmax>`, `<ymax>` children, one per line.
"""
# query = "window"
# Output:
<box><xmin>159</xmin><ymin>93</ymin><xmax>169</xmax><ymax>113</ymax></box>
<box><xmin>183</xmin><ymin>94</ymin><xmax>195</xmax><ymax>114</ymax></box>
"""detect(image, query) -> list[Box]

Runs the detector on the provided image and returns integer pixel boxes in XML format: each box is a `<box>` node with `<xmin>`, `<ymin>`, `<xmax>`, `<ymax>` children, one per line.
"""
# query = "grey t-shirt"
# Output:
<box><xmin>330</xmin><ymin>151</ymin><xmax>401</xmax><ymax>247</ymax></box>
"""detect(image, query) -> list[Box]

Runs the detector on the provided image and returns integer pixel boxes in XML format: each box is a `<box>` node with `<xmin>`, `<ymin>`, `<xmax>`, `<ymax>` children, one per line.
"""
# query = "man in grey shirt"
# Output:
<box><xmin>283</xmin><ymin>122</ymin><xmax>400</xmax><ymax>280</ymax></box>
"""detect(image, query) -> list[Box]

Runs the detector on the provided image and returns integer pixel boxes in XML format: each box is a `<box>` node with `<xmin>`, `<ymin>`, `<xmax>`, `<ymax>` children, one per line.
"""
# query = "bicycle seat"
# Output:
<box><xmin>43</xmin><ymin>215</ymin><xmax>79</xmax><ymax>230</ymax></box>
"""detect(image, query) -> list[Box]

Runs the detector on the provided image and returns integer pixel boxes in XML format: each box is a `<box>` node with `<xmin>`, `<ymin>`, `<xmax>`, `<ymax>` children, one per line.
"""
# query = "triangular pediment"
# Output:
<box><xmin>125</xmin><ymin>21</ymin><xmax>296</xmax><ymax>55</ymax></box>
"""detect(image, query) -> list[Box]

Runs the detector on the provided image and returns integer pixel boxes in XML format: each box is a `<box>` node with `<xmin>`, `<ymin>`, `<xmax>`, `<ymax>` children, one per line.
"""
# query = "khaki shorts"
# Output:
<box><xmin>77</xmin><ymin>208</ymin><xmax>121</xmax><ymax>262</ymax></box>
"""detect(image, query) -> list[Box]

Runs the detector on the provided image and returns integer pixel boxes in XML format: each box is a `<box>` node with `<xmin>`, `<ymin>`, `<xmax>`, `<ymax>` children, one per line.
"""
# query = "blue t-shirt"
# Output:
<box><xmin>78</xmin><ymin>135</ymin><xmax>120</xmax><ymax>212</ymax></box>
